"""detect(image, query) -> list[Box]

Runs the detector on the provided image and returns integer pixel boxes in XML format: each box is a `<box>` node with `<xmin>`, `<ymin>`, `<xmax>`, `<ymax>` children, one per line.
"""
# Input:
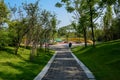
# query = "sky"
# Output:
<box><xmin>4</xmin><ymin>0</ymin><xmax>73</xmax><ymax>28</ymax></box>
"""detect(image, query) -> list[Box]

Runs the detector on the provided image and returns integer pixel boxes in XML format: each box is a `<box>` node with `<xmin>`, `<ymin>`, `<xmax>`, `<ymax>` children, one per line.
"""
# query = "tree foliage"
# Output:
<box><xmin>56</xmin><ymin>0</ymin><xmax>120</xmax><ymax>47</ymax></box>
<box><xmin>0</xmin><ymin>0</ymin><xmax>59</xmax><ymax>61</ymax></box>
<box><xmin>0</xmin><ymin>0</ymin><xmax>9</xmax><ymax>27</ymax></box>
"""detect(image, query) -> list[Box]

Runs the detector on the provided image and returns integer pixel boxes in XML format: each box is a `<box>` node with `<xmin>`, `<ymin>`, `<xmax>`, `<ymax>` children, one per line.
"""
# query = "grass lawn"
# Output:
<box><xmin>72</xmin><ymin>39</ymin><xmax>120</xmax><ymax>80</ymax></box>
<box><xmin>0</xmin><ymin>47</ymin><xmax>54</xmax><ymax>80</ymax></box>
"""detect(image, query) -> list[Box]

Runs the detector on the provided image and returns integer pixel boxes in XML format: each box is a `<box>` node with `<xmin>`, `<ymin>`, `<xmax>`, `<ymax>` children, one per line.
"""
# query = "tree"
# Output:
<box><xmin>8</xmin><ymin>18</ymin><xmax>28</xmax><ymax>54</ymax></box>
<box><xmin>113</xmin><ymin>0</ymin><xmax>120</xmax><ymax>40</ymax></box>
<box><xmin>0</xmin><ymin>28</ymin><xmax>10</xmax><ymax>49</ymax></box>
<box><xmin>100</xmin><ymin>0</ymin><xmax>116</xmax><ymax>41</ymax></box>
<box><xmin>23</xmin><ymin>0</ymin><xmax>40</xmax><ymax>61</ymax></box>
<box><xmin>0</xmin><ymin>0</ymin><xmax>9</xmax><ymax>48</ymax></box>
<box><xmin>58</xmin><ymin>26</ymin><xmax>67</xmax><ymax>37</ymax></box>
<box><xmin>103</xmin><ymin>6</ymin><xmax>113</xmax><ymax>41</ymax></box>
<box><xmin>38</xmin><ymin>10</ymin><xmax>52</xmax><ymax>52</ymax></box>
<box><xmin>56</xmin><ymin>0</ymin><xmax>91</xmax><ymax>47</ymax></box>
<box><xmin>50</xmin><ymin>15</ymin><xmax>57</xmax><ymax>43</ymax></box>
<box><xmin>114</xmin><ymin>0</ymin><xmax>120</xmax><ymax>18</ymax></box>
<box><xmin>86</xmin><ymin>0</ymin><xmax>99</xmax><ymax>47</ymax></box>
<box><xmin>111</xmin><ymin>18</ymin><xmax>120</xmax><ymax>39</ymax></box>
<box><xmin>72</xmin><ymin>22</ymin><xmax>82</xmax><ymax>42</ymax></box>
<box><xmin>8</xmin><ymin>3</ymin><xmax>30</xmax><ymax>55</ymax></box>
<box><xmin>0</xmin><ymin>0</ymin><xmax>9</xmax><ymax>28</ymax></box>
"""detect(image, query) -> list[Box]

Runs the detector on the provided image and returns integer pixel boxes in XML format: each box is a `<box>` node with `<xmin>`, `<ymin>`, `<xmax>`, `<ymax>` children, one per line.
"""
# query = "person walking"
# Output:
<box><xmin>69</xmin><ymin>42</ymin><xmax>72</xmax><ymax>48</ymax></box>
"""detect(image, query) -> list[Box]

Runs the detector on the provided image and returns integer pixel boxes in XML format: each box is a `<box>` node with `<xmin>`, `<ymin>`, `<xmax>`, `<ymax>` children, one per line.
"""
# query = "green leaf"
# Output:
<box><xmin>55</xmin><ymin>2</ymin><xmax>63</xmax><ymax>8</ymax></box>
<box><xmin>61</xmin><ymin>0</ymin><xmax>69</xmax><ymax>3</ymax></box>
<box><xmin>66</xmin><ymin>6</ymin><xmax>75</xmax><ymax>13</ymax></box>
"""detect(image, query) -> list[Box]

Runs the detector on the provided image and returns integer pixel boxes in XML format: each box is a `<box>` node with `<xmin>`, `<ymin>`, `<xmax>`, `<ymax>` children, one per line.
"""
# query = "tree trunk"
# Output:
<box><xmin>15</xmin><ymin>44</ymin><xmax>19</xmax><ymax>55</ymax></box>
<box><xmin>66</xmin><ymin>34</ymin><xmax>69</xmax><ymax>43</ymax></box>
<box><xmin>15</xmin><ymin>40</ymin><xmax>21</xmax><ymax>55</ymax></box>
<box><xmin>52</xmin><ymin>33</ymin><xmax>54</xmax><ymax>43</ymax></box>
<box><xmin>40</xmin><ymin>42</ymin><xmax>43</xmax><ymax>48</ymax></box>
<box><xmin>89</xmin><ymin>1</ymin><xmax>95</xmax><ymax>47</ymax></box>
<box><xmin>45</xmin><ymin>42</ymin><xmax>47</xmax><ymax>53</ymax></box>
<box><xmin>30</xmin><ymin>47</ymin><xmax>35</xmax><ymax>61</ymax></box>
<box><xmin>53</xmin><ymin>37</ymin><xmax>54</xmax><ymax>43</ymax></box>
<box><xmin>30</xmin><ymin>42</ymin><xmax>36</xmax><ymax>61</ymax></box>
<box><xmin>83</xmin><ymin>27</ymin><xmax>87</xmax><ymax>47</ymax></box>
<box><xmin>79</xmin><ymin>33</ymin><xmax>81</xmax><ymax>43</ymax></box>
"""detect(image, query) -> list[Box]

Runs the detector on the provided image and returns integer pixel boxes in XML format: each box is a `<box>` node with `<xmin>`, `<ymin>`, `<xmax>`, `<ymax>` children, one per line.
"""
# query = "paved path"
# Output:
<box><xmin>34</xmin><ymin>45</ymin><xmax>95</xmax><ymax>80</ymax></box>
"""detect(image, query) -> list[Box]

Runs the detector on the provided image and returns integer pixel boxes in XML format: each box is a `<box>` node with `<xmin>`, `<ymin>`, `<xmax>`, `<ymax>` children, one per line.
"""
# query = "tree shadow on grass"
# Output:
<box><xmin>16</xmin><ymin>54</ymin><xmax>29</xmax><ymax>62</ymax></box>
<box><xmin>0</xmin><ymin>61</ymin><xmax>43</xmax><ymax>80</ymax></box>
<box><xmin>31</xmin><ymin>53</ymin><xmax>53</xmax><ymax>65</ymax></box>
<box><xmin>2</xmin><ymin>47</ymin><xmax>14</xmax><ymax>54</ymax></box>
<box><xmin>0</xmin><ymin>47</ymin><xmax>53</xmax><ymax>80</ymax></box>
<box><xmin>20</xmin><ymin>45</ymin><xmax>31</xmax><ymax>49</ymax></box>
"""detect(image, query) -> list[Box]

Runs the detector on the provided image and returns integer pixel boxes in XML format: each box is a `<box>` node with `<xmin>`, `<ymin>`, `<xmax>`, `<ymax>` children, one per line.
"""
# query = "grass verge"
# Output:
<box><xmin>72</xmin><ymin>39</ymin><xmax>120</xmax><ymax>80</ymax></box>
<box><xmin>0</xmin><ymin>47</ymin><xmax>54</xmax><ymax>80</ymax></box>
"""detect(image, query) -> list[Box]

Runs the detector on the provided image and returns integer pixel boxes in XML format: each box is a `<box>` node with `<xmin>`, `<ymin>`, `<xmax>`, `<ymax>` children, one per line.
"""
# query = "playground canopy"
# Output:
<box><xmin>55</xmin><ymin>38</ymin><xmax>62</xmax><ymax>42</ymax></box>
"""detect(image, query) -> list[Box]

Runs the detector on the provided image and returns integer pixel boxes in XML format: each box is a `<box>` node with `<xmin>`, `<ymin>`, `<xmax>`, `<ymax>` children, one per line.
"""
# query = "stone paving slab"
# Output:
<box><xmin>34</xmin><ymin>45</ymin><xmax>95</xmax><ymax>80</ymax></box>
<box><xmin>41</xmin><ymin>48</ymin><xmax>89</xmax><ymax>80</ymax></box>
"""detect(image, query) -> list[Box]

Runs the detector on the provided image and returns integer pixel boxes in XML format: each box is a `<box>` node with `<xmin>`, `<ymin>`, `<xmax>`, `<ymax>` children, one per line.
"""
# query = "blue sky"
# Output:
<box><xmin>4</xmin><ymin>0</ymin><xmax>73</xmax><ymax>28</ymax></box>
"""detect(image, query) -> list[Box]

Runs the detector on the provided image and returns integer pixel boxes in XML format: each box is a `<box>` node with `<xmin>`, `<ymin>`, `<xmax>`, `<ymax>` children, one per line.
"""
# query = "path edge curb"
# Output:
<box><xmin>70</xmin><ymin>52</ymin><xmax>96</xmax><ymax>80</ymax></box>
<box><xmin>34</xmin><ymin>51</ymin><xmax>57</xmax><ymax>80</ymax></box>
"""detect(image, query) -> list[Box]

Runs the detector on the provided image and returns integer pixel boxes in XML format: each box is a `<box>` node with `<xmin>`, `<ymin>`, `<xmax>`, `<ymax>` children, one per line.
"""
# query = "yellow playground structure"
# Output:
<box><xmin>62</xmin><ymin>38</ymin><xmax>93</xmax><ymax>44</ymax></box>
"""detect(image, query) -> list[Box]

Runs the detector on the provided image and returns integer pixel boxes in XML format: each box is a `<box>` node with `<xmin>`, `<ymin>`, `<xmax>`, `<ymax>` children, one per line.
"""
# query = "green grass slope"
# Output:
<box><xmin>72</xmin><ymin>40</ymin><xmax>120</xmax><ymax>80</ymax></box>
<box><xmin>0</xmin><ymin>47</ymin><xmax>54</xmax><ymax>80</ymax></box>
